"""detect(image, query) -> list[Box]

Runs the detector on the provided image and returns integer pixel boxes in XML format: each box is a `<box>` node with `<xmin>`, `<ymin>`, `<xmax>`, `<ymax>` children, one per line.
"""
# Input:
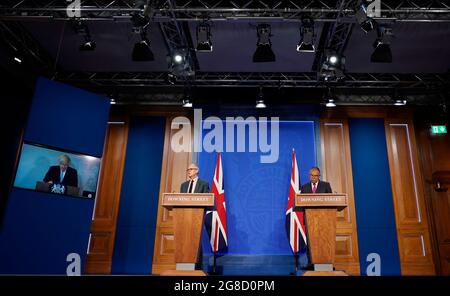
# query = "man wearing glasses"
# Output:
<box><xmin>180</xmin><ymin>163</ymin><xmax>210</xmax><ymax>193</ymax></box>
<box><xmin>300</xmin><ymin>167</ymin><xmax>332</xmax><ymax>194</ymax></box>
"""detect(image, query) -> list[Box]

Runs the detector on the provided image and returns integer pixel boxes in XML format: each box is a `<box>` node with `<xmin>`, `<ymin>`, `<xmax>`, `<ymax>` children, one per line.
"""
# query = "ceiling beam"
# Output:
<box><xmin>1</xmin><ymin>0</ymin><xmax>450</xmax><ymax>22</ymax></box>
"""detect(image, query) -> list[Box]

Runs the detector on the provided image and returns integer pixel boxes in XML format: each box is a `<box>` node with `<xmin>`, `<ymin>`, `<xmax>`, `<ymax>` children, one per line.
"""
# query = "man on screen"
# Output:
<box><xmin>180</xmin><ymin>163</ymin><xmax>210</xmax><ymax>193</ymax></box>
<box><xmin>43</xmin><ymin>154</ymin><xmax>78</xmax><ymax>188</ymax></box>
<box><xmin>300</xmin><ymin>166</ymin><xmax>332</xmax><ymax>194</ymax></box>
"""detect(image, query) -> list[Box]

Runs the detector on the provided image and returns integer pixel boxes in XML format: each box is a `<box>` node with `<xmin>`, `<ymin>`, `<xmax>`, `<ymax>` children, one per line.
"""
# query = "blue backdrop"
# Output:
<box><xmin>198</xmin><ymin>119</ymin><xmax>317</xmax><ymax>274</ymax></box>
<box><xmin>349</xmin><ymin>118</ymin><xmax>401</xmax><ymax>275</ymax></box>
<box><xmin>112</xmin><ymin>116</ymin><xmax>165</xmax><ymax>274</ymax></box>
<box><xmin>0</xmin><ymin>77</ymin><xmax>110</xmax><ymax>274</ymax></box>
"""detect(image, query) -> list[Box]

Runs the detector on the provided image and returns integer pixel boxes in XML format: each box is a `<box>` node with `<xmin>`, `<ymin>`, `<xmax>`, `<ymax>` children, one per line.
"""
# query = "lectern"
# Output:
<box><xmin>295</xmin><ymin>193</ymin><xmax>348</xmax><ymax>276</ymax></box>
<box><xmin>160</xmin><ymin>192</ymin><xmax>214</xmax><ymax>276</ymax></box>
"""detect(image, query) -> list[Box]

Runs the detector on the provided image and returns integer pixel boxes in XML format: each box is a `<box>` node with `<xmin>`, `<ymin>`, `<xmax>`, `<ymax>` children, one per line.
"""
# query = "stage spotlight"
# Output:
<box><xmin>14</xmin><ymin>57</ymin><xmax>22</xmax><ymax>64</ymax></box>
<box><xmin>371</xmin><ymin>26</ymin><xmax>393</xmax><ymax>63</ymax></box>
<box><xmin>297</xmin><ymin>17</ymin><xmax>315</xmax><ymax>53</ymax></box>
<box><xmin>255</xmin><ymin>87</ymin><xmax>267</xmax><ymax>108</ymax></box>
<box><xmin>166</xmin><ymin>73</ymin><xmax>177</xmax><ymax>85</ymax></box>
<box><xmin>253</xmin><ymin>24</ymin><xmax>275</xmax><ymax>63</ymax></box>
<box><xmin>173</xmin><ymin>53</ymin><xmax>184</xmax><ymax>64</ymax></box>
<box><xmin>110</xmin><ymin>98</ymin><xmax>117</xmax><ymax>105</ymax></box>
<box><xmin>329</xmin><ymin>55</ymin><xmax>338</xmax><ymax>65</ymax></box>
<box><xmin>196</xmin><ymin>22</ymin><xmax>213</xmax><ymax>52</ymax></box>
<box><xmin>73</xmin><ymin>20</ymin><xmax>96</xmax><ymax>51</ymax></box>
<box><xmin>326</xmin><ymin>99</ymin><xmax>336</xmax><ymax>107</ymax></box>
<box><xmin>256</xmin><ymin>99</ymin><xmax>266</xmax><ymax>108</ymax></box>
<box><xmin>79</xmin><ymin>40</ymin><xmax>96</xmax><ymax>51</ymax></box>
<box><xmin>132</xmin><ymin>33</ymin><xmax>154</xmax><ymax>61</ymax></box>
<box><xmin>324</xmin><ymin>88</ymin><xmax>337</xmax><ymax>107</ymax></box>
<box><xmin>394</xmin><ymin>99</ymin><xmax>407</xmax><ymax>106</ymax></box>
<box><xmin>182</xmin><ymin>97</ymin><xmax>193</xmax><ymax>108</ymax></box>
<box><xmin>355</xmin><ymin>0</ymin><xmax>376</xmax><ymax>33</ymax></box>
<box><xmin>320</xmin><ymin>50</ymin><xmax>346</xmax><ymax>81</ymax></box>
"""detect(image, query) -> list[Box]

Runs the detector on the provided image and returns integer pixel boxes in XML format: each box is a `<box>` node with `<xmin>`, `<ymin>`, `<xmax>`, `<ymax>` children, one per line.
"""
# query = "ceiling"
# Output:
<box><xmin>1</xmin><ymin>0</ymin><xmax>449</xmax><ymax>106</ymax></box>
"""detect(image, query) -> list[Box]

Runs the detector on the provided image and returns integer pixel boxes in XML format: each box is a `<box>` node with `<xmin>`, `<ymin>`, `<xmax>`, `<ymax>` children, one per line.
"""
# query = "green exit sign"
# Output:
<box><xmin>431</xmin><ymin>125</ymin><xmax>447</xmax><ymax>134</ymax></box>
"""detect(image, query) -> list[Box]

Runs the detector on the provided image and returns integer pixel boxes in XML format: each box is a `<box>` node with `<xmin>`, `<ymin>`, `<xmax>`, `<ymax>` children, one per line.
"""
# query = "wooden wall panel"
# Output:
<box><xmin>385</xmin><ymin>121</ymin><xmax>436</xmax><ymax>275</ymax></box>
<box><xmin>416</xmin><ymin>122</ymin><xmax>450</xmax><ymax>275</ymax></box>
<box><xmin>152</xmin><ymin>116</ymin><xmax>193</xmax><ymax>274</ymax></box>
<box><xmin>85</xmin><ymin>119</ymin><xmax>129</xmax><ymax>274</ymax></box>
<box><xmin>320</xmin><ymin>120</ymin><xmax>361</xmax><ymax>275</ymax></box>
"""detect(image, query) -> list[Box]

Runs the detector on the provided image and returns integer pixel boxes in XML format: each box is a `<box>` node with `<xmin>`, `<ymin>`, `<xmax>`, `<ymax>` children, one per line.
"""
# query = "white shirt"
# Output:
<box><xmin>60</xmin><ymin>169</ymin><xmax>66</xmax><ymax>182</ymax></box>
<box><xmin>188</xmin><ymin>177</ymin><xmax>198</xmax><ymax>193</ymax></box>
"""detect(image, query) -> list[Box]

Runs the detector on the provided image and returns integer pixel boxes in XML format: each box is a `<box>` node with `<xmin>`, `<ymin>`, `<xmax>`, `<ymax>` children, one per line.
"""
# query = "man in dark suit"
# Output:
<box><xmin>300</xmin><ymin>166</ymin><xmax>333</xmax><ymax>271</ymax></box>
<box><xmin>300</xmin><ymin>167</ymin><xmax>332</xmax><ymax>193</ymax></box>
<box><xmin>180</xmin><ymin>163</ymin><xmax>210</xmax><ymax>193</ymax></box>
<box><xmin>43</xmin><ymin>154</ymin><xmax>78</xmax><ymax>188</ymax></box>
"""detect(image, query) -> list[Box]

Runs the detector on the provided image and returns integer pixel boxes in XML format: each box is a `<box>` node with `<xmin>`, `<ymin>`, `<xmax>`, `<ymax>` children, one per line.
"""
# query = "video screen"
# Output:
<box><xmin>13</xmin><ymin>142</ymin><xmax>101</xmax><ymax>199</ymax></box>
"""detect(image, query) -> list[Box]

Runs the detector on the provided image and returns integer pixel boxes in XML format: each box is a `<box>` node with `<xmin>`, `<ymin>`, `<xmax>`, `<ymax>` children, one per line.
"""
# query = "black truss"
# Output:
<box><xmin>0</xmin><ymin>20</ymin><xmax>55</xmax><ymax>74</ymax></box>
<box><xmin>0</xmin><ymin>0</ymin><xmax>449</xmax><ymax>22</ymax></box>
<box><xmin>53</xmin><ymin>71</ymin><xmax>450</xmax><ymax>90</ymax></box>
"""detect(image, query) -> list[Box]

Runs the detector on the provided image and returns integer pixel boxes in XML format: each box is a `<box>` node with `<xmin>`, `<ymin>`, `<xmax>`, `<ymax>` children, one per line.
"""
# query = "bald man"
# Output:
<box><xmin>300</xmin><ymin>167</ymin><xmax>332</xmax><ymax>194</ymax></box>
<box><xmin>180</xmin><ymin>163</ymin><xmax>210</xmax><ymax>193</ymax></box>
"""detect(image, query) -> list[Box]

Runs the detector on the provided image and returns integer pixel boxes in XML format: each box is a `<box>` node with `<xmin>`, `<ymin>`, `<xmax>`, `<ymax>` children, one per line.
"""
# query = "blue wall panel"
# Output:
<box><xmin>24</xmin><ymin>77</ymin><xmax>110</xmax><ymax>157</ymax></box>
<box><xmin>349</xmin><ymin>118</ymin><xmax>401</xmax><ymax>275</ymax></box>
<box><xmin>198</xmin><ymin>119</ymin><xmax>317</xmax><ymax>274</ymax></box>
<box><xmin>111</xmin><ymin>116</ymin><xmax>165</xmax><ymax>274</ymax></box>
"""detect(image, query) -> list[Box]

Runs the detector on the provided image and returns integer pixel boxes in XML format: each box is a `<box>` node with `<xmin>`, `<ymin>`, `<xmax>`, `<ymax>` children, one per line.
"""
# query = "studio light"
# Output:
<box><xmin>329</xmin><ymin>55</ymin><xmax>338</xmax><ymax>65</ymax></box>
<box><xmin>326</xmin><ymin>99</ymin><xmax>336</xmax><ymax>107</ymax></box>
<box><xmin>196</xmin><ymin>22</ymin><xmax>213</xmax><ymax>52</ymax></box>
<box><xmin>167</xmin><ymin>49</ymin><xmax>194</xmax><ymax>78</ymax></box>
<box><xmin>355</xmin><ymin>0</ymin><xmax>376</xmax><ymax>33</ymax></box>
<box><xmin>73</xmin><ymin>21</ymin><xmax>96</xmax><ymax>51</ymax></box>
<box><xmin>371</xmin><ymin>26</ymin><xmax>393</xmax><ymax>63</ymax></box>
<box><xmin>79</xmin><ymin>40</ymin><xmax>96</xmax><ymax>51</ymax></box>
<box><xmin>297</xmin><ymin>17</ymin><xmax>315</xmax><ymax>53</ymax></box>
<box><xmin>394</xmin><ymin>99</ymin><xmax>407</xmax><ymax>106</ymax></box>
<box><xmin>320</xmin><ymin>50</ymin><xmax>346</xmax><ymax>82</ymax></box>
<box><xmin>132</xmin><ymin>32</ymin><xmax>154</xmax><ymax>61</ymax></box>
<box><xmin>183</xmin><ymin>99</ymin><xmax>192</xmax><ymax>108</ymax></box>
<box><xmin>256</xmin><ymin>100</ymin><xmax>266</xmax><ymax>108</ymax></box>
<box><xmin>182</xmin><ymin>98</ymin><xmax>193</xmax><ymax>108</ymax></box>
<box><xmin>166</xmin><ymin>73</ymin><xmax>177</xmax><ymax>85</ymax></box>
<box><xmin>173</xmin><ymin>53</ymin><xmax>184</xmax><ymax>64</ymax></box>
<box><xmin>253</xmin><ymin>24</ymin><xmax>275</xmax><ymax>63</ymax></box>
<box><xmin>255</xmin><ymin>87</ymin><xmax>267</xmax><ymax>108</ymax></box>
<box><xmin>110</xmin><ymin>98</ymin><xmax>117</xmax><ymax>105</ymax></box>
<box><xmin>14</xmin><ymin>57</ymin><xmax>22</xmax><ymax>64</ymax></box>
<box><xmin>324</xmin><ymin>88</ymin><xmax>337</xmax><ymax>107</ymax></box>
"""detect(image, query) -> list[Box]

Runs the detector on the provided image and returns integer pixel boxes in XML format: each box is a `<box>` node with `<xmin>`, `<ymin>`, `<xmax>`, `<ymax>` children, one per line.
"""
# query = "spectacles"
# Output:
<box><xmin>310</xmin><ymin>174</ymin><xmax>320</xmax><ymax>177</ymax></box>
<box><xmin>186</xmin><ymin>168</ymin><xmax>198</xmax><ymax>171</ymax></box>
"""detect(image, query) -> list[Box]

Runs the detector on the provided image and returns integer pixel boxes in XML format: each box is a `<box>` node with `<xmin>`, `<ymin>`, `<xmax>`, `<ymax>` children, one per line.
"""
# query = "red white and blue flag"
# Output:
<box><xmin>285</xmin><ymin>149</ymin><xmax>307</xmax><ymax>254</ymax></box>
<box><xmin>205</xmin><ymin>152</ymin><xmax>228</xmax><ymax>253</ymax></box>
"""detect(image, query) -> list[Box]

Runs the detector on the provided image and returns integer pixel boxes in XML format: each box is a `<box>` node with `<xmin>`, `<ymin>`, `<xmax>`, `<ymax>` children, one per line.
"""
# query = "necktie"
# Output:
<box><xmin>312</xmin><ymin>183</ymin><xmax>317</xmax><ymax>193</ymax></box>
<box><xmin>188</xmin><ymin>180</ymin><xmax>194</xmax><ymax>193</ymax></box>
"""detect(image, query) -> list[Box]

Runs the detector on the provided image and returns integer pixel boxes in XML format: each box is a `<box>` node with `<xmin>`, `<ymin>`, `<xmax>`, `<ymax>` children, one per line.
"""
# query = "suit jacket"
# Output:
<box><xmin>300</xmin><ymin>180</ymin><xmax>332</xmax><ymax>194</ymax></box>
<box><xmin>180</xmin><ymin>178</ymin><xmax>210</xmax><ymax>193</ymax></box>
<box><xmin>43</xmin><ymin>166</ymin><xmax>78</xmax><ymax>188</ymax></box>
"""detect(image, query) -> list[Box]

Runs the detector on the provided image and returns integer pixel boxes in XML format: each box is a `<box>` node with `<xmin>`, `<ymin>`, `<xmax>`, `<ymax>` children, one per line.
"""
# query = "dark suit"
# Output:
<box><xmin>180</xmin><ymin>178</ymin><xmax>210</xmax><ymax>193</ymax></box>
<box><xmin>43</xmin><ymin>166</ymin><xmax>78</xmax><ymax>188</ymax></box>
<box><xmin>300</xmin><ymin>180</ymin><xmax>332</xmax><ymax>194</ymax></box>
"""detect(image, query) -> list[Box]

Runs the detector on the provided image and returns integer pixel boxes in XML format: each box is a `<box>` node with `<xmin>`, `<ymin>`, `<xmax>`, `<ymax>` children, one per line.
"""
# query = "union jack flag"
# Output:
<box><xmin>205</xmin><ymin>152</ymin><xmax>228</xmax><ymax>252</ymax></box>
<box><xmin>285</xmin><ymin>149</ymin><xmax>307</xmax><ymax>253</ymax></box>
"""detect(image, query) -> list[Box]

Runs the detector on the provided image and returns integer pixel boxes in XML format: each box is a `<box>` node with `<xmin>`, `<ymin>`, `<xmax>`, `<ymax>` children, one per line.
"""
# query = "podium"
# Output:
<box><xmin>35</xmin><ymin>181</ymin><xmax>80</xmax><ymax>196</ymax></box>
<box><xmin>160</xmin><ymin>192</ymin><xmax>214</xmax><ymax>276</ymax></box>
<box><xmin>295</xmin><ymin>193</ymin><xmax>348</xmax><ymax>276</ymax></box>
